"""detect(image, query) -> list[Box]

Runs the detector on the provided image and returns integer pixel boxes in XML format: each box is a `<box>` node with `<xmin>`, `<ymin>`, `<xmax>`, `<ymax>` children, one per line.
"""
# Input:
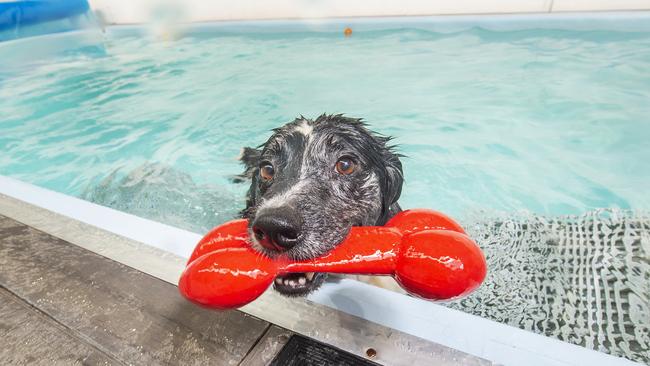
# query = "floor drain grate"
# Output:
<box><xmin>270</xmin><ymin>334</ymin><xmax>380</xmax><ymax>366</ymax></box>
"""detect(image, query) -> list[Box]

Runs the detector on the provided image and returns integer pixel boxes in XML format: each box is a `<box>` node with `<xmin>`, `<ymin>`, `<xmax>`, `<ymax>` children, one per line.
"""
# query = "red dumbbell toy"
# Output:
<box><xmin>179</xmin><ymin>209</ymin><xmax>487</xmax><ymax>309</ymax></box>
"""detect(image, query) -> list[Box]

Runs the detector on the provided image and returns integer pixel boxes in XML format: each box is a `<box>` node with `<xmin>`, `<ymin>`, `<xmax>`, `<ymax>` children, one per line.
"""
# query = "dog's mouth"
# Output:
<box><xmin>250</xmin><ymin>222</ymin><xmax>357</xmax><ymax>296</ymax></box>
<box><xmin>267</xmin><ymin>224</ymin><xmax>361</xmax><ymax>296</ymax></box>
<box><xmin>273</xmin><ymin>272</ymin><xmax>326</xmax><ymax>296</ymax></box>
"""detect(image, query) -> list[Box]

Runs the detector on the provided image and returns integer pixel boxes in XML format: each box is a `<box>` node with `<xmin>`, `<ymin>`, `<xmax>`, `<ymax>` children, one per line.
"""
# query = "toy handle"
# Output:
<box><xmin>285</xmin><ymin>227</ymin><xmax>402</xmax><ymax>274</ymax></box>
<box><xmin>283</xmin><ymin>227</ymin><xmax>485</xmax><ymax>300</ymax></box>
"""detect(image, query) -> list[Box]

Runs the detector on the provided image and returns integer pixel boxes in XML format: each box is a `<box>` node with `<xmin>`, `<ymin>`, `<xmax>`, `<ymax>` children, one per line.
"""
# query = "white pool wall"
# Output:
<box><xmin>87</xmin><ymin>0</ymin><xmax>650</xmax><ymax>25</ymax></box>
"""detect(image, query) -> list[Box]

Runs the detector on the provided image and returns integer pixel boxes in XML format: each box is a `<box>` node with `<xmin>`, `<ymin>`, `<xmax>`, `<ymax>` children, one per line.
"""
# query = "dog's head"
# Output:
<box><xmin>237</xmin><ymin>114</ymin><xmax>403</xmax><ymax>295</ymax></box>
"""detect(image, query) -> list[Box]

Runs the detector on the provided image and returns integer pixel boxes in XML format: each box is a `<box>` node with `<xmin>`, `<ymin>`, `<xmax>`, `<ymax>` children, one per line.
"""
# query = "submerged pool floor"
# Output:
<box><xmin>0</xmin><ymin>21</ymin><xmax>649</xmax><ymax>363</ymax></box>
<box><xmin>454</xmin><ymin>209</ymin><xmax>650</xmax><ymax>363</ymax></box>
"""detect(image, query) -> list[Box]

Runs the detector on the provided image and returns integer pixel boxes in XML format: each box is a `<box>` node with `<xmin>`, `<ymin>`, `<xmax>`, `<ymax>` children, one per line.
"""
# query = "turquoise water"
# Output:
<box><xmin>1</xmin><ymin>27</ymin><xmax>650</xmax><ymax>229</ymax></box>
<box><xmin>1</xmin><ymin>24</ymin><xmax>650</xmax><ymax>363</ymax></box>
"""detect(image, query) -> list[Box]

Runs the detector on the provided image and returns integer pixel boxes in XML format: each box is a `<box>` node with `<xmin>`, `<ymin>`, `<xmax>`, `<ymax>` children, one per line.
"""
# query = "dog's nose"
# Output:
<box><xmin>252</xmin><ymin>208</ymin><xmax>302</xmax><ymax>251</ymax></box>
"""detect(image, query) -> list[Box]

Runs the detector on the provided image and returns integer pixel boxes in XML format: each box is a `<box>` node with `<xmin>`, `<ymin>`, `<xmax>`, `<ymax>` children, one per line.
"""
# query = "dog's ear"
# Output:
<box><xmin>231</xmin><ymin>147</ymin><xmax>261</xmax><ymax>183</ymax></box>
<box><xmin>233</xmin><ymin>147</ymin><xmax>263</xmax><ymax>218</ymax></box>
<box><xmin>381</xmin><ymin>155</ymin><xmax>404</xmax><ymax>215</ymax></box>
<box><xmin>378</xmin><ymin>142</ymin><xmax>404</xmax><ymax>224</ymax></box>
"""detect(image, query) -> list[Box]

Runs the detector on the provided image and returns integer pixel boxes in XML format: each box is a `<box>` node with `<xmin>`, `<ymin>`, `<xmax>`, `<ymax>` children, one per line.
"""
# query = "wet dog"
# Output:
<box><xmin>235</xmin><ymin>114</ymin><xmax>404</xmax><ymax>296</ymax></box>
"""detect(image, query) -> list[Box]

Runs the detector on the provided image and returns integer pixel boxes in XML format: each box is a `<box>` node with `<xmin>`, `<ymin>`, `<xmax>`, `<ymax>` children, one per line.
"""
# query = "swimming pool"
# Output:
<box><xmin>1</xmin><ymin>14</ymin><xmax>649</xmax><ymax>364</ymax></box>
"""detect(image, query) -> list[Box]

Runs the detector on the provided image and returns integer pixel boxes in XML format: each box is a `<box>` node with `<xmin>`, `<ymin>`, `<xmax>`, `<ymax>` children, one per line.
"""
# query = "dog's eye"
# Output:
<box><xmin>260</xmin><ymin>164</ymin><xmax>275</xmax><ymax>180</ymax></box>
<box><xmin>335</xmin><ymin>157</ymin><xmax>356</xmax><ymax>175</ymax></box>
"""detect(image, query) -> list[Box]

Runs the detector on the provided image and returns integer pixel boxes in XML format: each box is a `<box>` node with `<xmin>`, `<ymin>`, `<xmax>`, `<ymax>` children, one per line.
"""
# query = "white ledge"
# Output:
<box><xmin>87</xmin><ymin>0</ymin><xmax>650</xmax><ymax>25</ymax></box>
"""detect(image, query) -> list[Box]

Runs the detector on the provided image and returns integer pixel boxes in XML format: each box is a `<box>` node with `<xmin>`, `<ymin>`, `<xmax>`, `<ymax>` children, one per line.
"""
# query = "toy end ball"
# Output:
<box><xmin>178</xmin><ymin>248</ymin><xmax>276</xmax><ymax>309</ymax></box>
<box><xmin>395</xmin><ymin>230</ymin><xmax>487</xmax><ymax>301</ymax></box>
<box><xmin>344</xmin><ymin>27</ymin><xmax>352</xmax><ymax>37</ymax></box>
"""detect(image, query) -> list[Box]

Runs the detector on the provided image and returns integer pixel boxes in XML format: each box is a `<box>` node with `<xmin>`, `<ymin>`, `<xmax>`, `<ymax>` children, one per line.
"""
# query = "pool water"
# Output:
<box><xmin>1</xmin><ymin>23</ymin><xmax>649</xmax><ymax>363</ymax></box>
<box><xmin>2</xmin><ymin>27</ymin><xmax>650</xmax><ymax>220</ymax></box>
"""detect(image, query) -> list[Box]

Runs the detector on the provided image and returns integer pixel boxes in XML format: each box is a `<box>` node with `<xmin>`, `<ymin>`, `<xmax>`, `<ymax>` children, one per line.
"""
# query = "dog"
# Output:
<box><xmin>235</xmin><ymin>114</ymin><xmax>405</xmax><ymax>296</ymax></box>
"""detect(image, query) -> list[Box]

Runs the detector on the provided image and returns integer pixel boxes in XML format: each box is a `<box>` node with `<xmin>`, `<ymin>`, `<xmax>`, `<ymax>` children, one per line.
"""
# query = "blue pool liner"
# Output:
<box><xmin>0</xmin><ymin>0</ymin><xmax>94</xmax><ymax>41</ymax></box>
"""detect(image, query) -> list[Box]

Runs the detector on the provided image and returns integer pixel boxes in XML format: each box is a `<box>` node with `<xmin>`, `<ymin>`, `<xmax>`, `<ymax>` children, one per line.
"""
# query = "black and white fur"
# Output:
<box><xmin>236</xmin><ymin>114</ymin><xmax>404</xmax><ymax>296</ymax></box>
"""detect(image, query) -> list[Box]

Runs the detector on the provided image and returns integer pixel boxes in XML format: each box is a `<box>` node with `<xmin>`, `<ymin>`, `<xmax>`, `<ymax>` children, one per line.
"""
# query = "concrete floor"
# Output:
<box><xmin>0</xmin><ymin>215</ymin><xmax>295</xmax><ymax>365</ymax></box>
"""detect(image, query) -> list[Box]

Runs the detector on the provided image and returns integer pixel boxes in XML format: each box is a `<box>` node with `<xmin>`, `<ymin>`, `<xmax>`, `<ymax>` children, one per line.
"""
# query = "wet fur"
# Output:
<box><xmin>236</xmin><ymin>114</ymin><xmax>404</xmax><ymax>294</ymax></box>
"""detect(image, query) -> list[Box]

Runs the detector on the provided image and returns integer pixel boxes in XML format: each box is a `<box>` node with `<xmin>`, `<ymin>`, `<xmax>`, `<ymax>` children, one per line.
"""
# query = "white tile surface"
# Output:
<box><xmin>88</xmin><ymin>0</ymin><xmax>650</xmax><ymax>25</ymax></box>
<box><xmin>88</xmin><ymin>0</ymin><xmax>552</xmax><ymax>24</ymax></box>
<box><xmin>553</xmin><ymin>0</ymin><xmax>650</xmax><ymax>11</ymax></box>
